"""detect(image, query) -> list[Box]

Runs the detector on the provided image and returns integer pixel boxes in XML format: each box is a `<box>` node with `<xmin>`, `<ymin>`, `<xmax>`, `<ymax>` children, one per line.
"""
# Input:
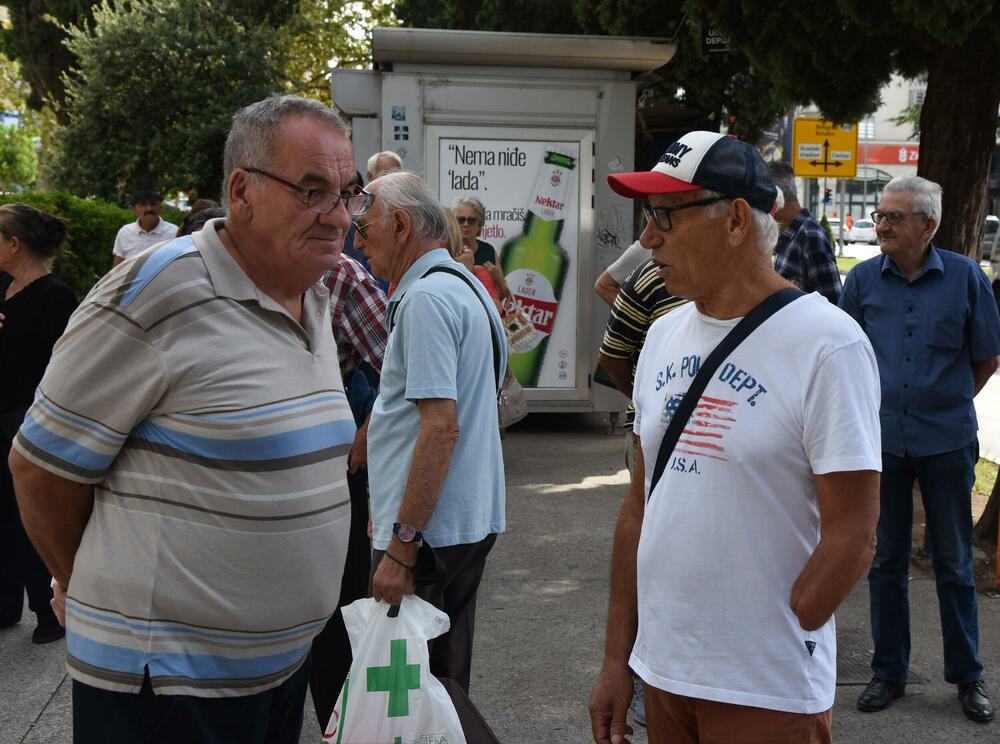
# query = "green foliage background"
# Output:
<box><xmin>0</xmin><ymin>122</ymin><xmax>36</xmax><ymax>188</ymax></box>
<box><xmin>0</xmin><ymin>191</ymin><xmax>183</xmax><ymax>298</ymax></box>
<box><xmin>47</xmin><ymin>0</ymin><xmax>287</xmax><ymax>202</ymax></box>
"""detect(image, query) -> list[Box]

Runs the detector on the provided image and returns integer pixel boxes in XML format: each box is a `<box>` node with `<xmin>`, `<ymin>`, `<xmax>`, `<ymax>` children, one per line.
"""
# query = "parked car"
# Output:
<box><xmin>983</xmin><ymin>215</ymin><xmax>999</xmax><ymax>261</ymax></box>
<box><xmin>846</xmin><ymin>218</ymin><xmax>878</xmax><ymax>244</ymax></box>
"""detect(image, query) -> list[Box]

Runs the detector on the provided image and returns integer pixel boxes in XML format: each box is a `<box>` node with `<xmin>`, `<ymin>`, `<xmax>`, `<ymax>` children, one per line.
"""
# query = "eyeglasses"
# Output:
<box><xmin>642</xmin><ymin>196</ymin><xmax>730</xmax><ymax>232</ymax></box>
<box><xmin>871</xmin><ymin>210</ymin><xmax>926</xmax><ymax>225</ymax></box>
<box><xmin>245</xmin><ymin>168</ymin><xmax>374</xmax><ymax>216</ymax></box>
<box><xmin>456</xmin><ymin>216</ymin><xmax>479</xmax><ymax>225</ymax></box>
<box><xmin>353</xmin><ymin>217</ymin><xmax>378</xmax><ymax>240</ymax></box>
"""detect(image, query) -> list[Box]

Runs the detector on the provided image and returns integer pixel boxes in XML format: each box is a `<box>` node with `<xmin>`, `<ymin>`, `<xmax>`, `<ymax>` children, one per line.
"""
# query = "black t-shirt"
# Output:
<box><xmin>0</xmin><ymin>272</ymin><xmax>78</xmax><ymax>416</ymax></box>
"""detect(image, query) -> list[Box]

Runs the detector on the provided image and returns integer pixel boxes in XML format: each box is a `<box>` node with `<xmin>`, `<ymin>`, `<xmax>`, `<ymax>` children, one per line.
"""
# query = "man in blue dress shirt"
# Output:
<box><xmin>840</xmin><ymin>175</ymin><xmax>1000</xmax><ymax>723</ymax></box>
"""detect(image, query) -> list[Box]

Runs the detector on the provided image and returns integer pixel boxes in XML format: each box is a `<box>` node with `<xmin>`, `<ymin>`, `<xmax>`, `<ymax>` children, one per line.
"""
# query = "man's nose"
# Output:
<box><xmin>319</xmin><ymin>198</ymin><xmax>352</xmax><ymax>229</ymax></box>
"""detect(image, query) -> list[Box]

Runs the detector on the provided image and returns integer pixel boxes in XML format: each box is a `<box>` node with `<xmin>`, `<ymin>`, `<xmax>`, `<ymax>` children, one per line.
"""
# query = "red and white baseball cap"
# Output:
<box><xmin>607</xmin><ymin>131</ymin><xmax>778</xmax><ymax>214</ymax></box>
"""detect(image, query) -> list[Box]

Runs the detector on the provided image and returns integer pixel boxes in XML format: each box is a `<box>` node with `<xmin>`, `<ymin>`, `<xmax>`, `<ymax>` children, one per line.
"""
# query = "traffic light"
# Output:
<box><xmin>823</xmin><ymin>187</ymin><xmax>832</xmax><ymax>204</ymax></box>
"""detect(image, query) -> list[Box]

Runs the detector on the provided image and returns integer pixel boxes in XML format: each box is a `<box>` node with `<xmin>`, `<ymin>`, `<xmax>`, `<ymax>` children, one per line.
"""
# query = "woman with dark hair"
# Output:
<box><xmin>0</xmin><ymin>203</ymin><xmax>77</xmax><ymax>643</ymax></box>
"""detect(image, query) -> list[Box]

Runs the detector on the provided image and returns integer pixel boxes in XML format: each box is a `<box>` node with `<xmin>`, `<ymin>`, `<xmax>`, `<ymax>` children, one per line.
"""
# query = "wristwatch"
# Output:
<box><xmin>393</xmin><ymin>522</ymin><xmax>423</xmax><ymax>545</ymax></box>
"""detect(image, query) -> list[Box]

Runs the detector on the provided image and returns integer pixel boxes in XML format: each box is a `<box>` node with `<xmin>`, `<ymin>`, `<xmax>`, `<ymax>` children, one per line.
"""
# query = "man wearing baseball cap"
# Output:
<box><xmin>588</xmin><ymin>131</ymin><xmax>882</xmax><ymax>744</ymax></box>
<box><xmin>111</xmin><ymin>186</ymin><xmax>178</xmax><ymax>266</ymax></box>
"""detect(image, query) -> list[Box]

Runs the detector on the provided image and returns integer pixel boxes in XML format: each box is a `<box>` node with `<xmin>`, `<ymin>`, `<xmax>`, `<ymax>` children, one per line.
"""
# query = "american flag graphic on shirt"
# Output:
<box><xmin>660</xmin><ymin>392</ymin><xmax>736</xmax><ymax>462</ymax></box>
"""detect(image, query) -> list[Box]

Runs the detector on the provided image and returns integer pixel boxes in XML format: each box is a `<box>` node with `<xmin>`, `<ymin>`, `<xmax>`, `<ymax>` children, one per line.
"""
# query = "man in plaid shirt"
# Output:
<box><xmin>310</xmin><ymin>252</ymin><xmax>388</xmax><ymax>729</ymax></box>
<box><xmin>769</xmin><ymin>161</ymin><xmax>842</xmax><ymax>303</ymax></box>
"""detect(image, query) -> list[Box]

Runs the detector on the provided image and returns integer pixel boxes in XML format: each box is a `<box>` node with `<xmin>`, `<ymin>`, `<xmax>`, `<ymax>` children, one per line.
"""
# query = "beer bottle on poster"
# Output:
<box><xmin>501</xmin><ymin>148</ymin><xmax>576</xmax><ymax>386</ymax></box>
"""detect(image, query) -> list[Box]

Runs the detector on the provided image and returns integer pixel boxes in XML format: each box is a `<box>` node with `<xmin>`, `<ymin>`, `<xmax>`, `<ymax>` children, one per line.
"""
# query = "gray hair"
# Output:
<box><xmin>883</xmin><ymin>175</ymin><xmax>942</xmax><ymax>239</ymax></box>
<box><xmin>451</xmin><ymin>195</ymin><xmax>485</xmax><ymax>224</ymax></box>
<box><xmin>703</xmin><ymin>189</ymin><xmax>782</xmax><ymax>254</ymax></box>
<box><xmin>222</xmin><ymin>94</ymin><xmax>350</xmax><ymax>200</ymax></box>
<box><xmin>373</xmin><ymin>171</ymin><xmax>449</xmax><ymax>242</ymax></box>
<box><xmin>366</xmin><ymin>150</ymin><xmax>403</xmax><ymax>177</ymax></box>
<box><xmin>768</xmin><ymin>161</ymin><xmax>797</xmax><ymax>202</ymax></box>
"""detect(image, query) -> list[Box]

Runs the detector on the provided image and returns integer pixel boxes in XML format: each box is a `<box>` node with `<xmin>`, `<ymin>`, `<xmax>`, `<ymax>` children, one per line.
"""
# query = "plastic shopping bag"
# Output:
<box><xmin>323</xmin><ymin>594</ymin><xmax>468</xmax><ymax>744</ymax></box>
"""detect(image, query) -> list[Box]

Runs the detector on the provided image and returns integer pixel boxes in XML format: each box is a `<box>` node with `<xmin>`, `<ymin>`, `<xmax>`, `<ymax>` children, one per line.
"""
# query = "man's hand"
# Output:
<box><xmin>51</xmin><ymin>580</ymin><xmax>67</xmax><ymax>627</ymax></box>
<box><xmin>790</xmin><ymin>469</ymin><xmax>879</xmax><ymax>630</ymax></box>
<box><xmin>348</xmin><ymin>414</ymin><xmax>370</xmax><ymax>474</ymax></box>
<box><xmin>589</xmin><ymin>661</ymin><xmax>635</xmax><ymax>744</ymax></box>
<box><xmin>372</xmin><ymin>548</ymin><xmax>417</xmax><ymax>606</ymax></box>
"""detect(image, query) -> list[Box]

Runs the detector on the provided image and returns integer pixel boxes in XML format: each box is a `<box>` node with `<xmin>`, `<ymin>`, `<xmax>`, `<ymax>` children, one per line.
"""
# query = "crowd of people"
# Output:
<box><xmin>1</xmin><ymin>91</ymin><xmax>999</xmax><ymax>744</ymax></box>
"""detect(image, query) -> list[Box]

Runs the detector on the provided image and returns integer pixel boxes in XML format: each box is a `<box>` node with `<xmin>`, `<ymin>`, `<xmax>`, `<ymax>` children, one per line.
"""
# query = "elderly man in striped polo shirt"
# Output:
<box><xmin>8</xmin><ymin>95</ymin><xmax>373</xmax><ymax>743</ymax></box>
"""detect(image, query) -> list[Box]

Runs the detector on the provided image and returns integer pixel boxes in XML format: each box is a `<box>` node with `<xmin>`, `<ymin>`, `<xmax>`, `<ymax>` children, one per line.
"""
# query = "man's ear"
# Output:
<box><xmin>393</xmin><ymin>209</ymin><xmax>413</xmax><ymax>244</ymax></box>
<box><xmin>227</xmin><ymin>169</ymin><xmax>252</xmax><ymax>217</ymax></box>
<box><xmin>922</xmin><ymin>216</ymin><xmax>938</xmax><ymax>244</ymax></box>
<box><xmin>726</xmin><ymin>198</ymin><xmax>754</xmax><ymax>244</ymax></box>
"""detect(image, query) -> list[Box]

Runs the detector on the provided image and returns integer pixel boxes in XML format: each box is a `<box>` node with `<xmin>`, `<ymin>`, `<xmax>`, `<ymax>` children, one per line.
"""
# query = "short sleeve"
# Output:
<box><xmin>599</xmin><ymin>265</ymin><xmax>650</xmax><ymax>361</ymax></box>
<box><xmin>13</xmin><ymin>299</ymin><xmax>169</xmax><ymax>483</ymax></box>
<box><xmin>802</xmin><ymin>339</ymin><xmax>882</xmax><ymax>474</ymax></box>
<box><xmin>396</xmin><ymin>290</ymin><xmax>461</xmax><ymax>401</ymax></box>
<box><xmin>606</xmin><ymin>241</ymin><xmax>648</xmax><ymax>285</ymax></box>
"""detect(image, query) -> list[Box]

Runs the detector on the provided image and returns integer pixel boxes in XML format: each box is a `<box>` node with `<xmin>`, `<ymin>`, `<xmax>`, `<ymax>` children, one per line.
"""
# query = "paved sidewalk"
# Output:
<box><xmin>3</xmin><ymin>416</ymin><xmax>999</xmax><ymax>743</ymax></box>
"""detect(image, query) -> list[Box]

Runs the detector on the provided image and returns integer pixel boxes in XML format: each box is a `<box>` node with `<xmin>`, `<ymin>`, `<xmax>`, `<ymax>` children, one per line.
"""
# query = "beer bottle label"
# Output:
<box><xmin>505</xmin><ymin>268</ymin><xmax>557</xmax><ymax>352</ymax></box>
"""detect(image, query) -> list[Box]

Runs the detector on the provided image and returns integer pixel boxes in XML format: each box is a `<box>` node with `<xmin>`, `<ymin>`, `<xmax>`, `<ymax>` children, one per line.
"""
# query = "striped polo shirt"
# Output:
<box><xmin>13</xmin><ymin>221</ymin><xmax>355</xmax><ymax>697</ymax></box>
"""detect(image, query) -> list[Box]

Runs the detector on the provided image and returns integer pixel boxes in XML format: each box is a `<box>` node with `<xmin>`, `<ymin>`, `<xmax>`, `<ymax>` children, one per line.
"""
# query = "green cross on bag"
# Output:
<box><xmin>367</xmin><ymin>638</ymin><xmax>421</xmax><ymax>717</ymax></box>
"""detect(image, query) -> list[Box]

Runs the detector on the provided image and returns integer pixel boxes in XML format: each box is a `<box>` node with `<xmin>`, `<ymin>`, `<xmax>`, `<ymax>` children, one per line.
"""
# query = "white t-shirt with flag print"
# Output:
<box><xmin>631</xmin><ymin>292</ymin><xmax>881</xmax><ymax>714</ymax></box>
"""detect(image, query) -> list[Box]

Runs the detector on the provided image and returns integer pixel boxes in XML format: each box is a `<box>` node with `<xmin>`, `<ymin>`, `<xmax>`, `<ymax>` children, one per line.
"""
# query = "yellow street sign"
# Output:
<box><xmin>792</xmin><ymin>118</ymin><xmax>858</xmax><ymax>178</ymax></box>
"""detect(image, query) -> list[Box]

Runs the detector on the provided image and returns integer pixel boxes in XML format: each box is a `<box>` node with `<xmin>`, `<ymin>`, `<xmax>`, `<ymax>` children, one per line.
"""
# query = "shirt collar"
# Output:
<box><xmin>880</xmin><ymin>242</ymin><xmax>943</xmax><ymax>281</ymax></box>
<box><xmin>390</xmin><ymin>248</ymin><xmax>452</xmax><ymax>302</ymax></box>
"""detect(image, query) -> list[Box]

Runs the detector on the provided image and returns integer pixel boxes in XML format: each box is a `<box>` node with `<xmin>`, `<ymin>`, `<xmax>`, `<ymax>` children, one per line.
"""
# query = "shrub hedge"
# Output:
<box><xmin>0</xmin><ymin>191</ymin><xmax>187</xmax><ymax>300</ymax></box>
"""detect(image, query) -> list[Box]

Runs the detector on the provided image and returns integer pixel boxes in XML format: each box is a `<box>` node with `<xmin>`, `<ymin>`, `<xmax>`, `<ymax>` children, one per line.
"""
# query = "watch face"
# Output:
<box><xmin>396</xmin><ymin>523</ymin><xmax>416</xmax><ymax>542</ymax></box>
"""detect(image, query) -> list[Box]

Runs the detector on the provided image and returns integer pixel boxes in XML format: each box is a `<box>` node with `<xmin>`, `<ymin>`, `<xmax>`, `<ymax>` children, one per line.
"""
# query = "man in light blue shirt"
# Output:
<box><xmin>358</xmin><ymin>171</ymin><xmax>506</xmax><ymax>693</ymax></box>
<box><xmin>840</xmin><ymin>175</ymin><xmax>1000</xmax><ymax>723</ymax></box>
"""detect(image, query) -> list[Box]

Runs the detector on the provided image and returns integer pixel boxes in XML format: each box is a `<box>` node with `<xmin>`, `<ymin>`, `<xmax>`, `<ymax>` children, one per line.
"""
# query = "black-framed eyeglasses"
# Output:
<box><xmin>642</xmin><ymin>196</ymin><xmax>730</xmax><ymax>232</ymax></box>
<box><xmin>456</xmin><ymin>216</ymin><xmax>479</xmax><ymax>225</ymax></box>
<box><xmin>871</xmin><ymin>210</ymin><xmax>926</xmax><ymax>225</ymax></box>
<box><xmin>245</xmin><ymin>167</ymin><xmax>374</xmax><ymax>216</ymax></box>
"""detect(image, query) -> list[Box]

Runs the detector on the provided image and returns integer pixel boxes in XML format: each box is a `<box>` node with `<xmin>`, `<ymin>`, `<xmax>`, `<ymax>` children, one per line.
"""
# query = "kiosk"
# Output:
<box><xmin>332</xmin><ymin>28</ymin><xmax>676</xmax><ymax>415</ymax></box>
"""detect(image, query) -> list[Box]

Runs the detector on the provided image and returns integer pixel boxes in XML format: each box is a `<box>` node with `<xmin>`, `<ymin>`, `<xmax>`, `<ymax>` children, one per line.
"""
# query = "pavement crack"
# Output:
<box><xmin>20</xmin><ymin>671</ymin><xmax>68</xmax><ymax>744</ymax></box>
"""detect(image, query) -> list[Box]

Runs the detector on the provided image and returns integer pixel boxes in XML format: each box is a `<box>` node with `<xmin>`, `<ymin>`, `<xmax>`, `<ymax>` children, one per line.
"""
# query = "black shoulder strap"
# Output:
<box><xmin>647</xmin><ymin>287</ymin><xmax>805</xmax><ymax>501</ymax></box>
<box><xmin>388</xmin><ymin>264</ymin><xmax>502</xmax><ymax>392</ymax></box>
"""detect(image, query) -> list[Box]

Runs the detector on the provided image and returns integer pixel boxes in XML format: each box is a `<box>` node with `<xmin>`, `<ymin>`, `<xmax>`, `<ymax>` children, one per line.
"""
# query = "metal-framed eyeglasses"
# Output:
<box><xmin>245</xmin><ymin>168</ymin><xmax>373</xmax><ymax>216</ymax></box>
<box><xmin>353</xmin><ymin>216</ymin><xmax>380</xmax><ymax>240</ymax></box>
<box><xmin>642</xmin><ymin>196</ymin><xmax>730</xmax><ymax>232</ymax></box>
<box><xmin>871</xmin><ymin>210</ymin><xmax>926</xmax><ymax>225</ymax></box>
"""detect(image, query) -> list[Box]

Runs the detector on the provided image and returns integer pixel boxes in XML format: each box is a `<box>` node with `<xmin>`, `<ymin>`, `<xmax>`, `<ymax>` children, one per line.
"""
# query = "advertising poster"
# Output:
<box><xmin>439</xmin><ymin>138</ymin><xmax>580</xmax><ymax>389</ymax></box>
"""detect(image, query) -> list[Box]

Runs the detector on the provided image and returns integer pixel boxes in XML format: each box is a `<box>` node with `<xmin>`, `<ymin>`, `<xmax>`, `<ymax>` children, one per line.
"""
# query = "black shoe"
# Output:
<box><xmin>857</xmin><ymin>677</ymin><xmax>906</xmax><ymax>712</ymax></box>
<box><xmin>958</xmin><ymin>680</ymin><xmax>995</xmax><ymax>723</ymax></box>
<box><xmin>0</xmin><ymin>612</ymin><xmax>22</xmax><ymax>629</ymax></box>
<box><xmin>31</xmin><ymin>614</ymin><xmax>65</xmax><ymax>644</ymax></box>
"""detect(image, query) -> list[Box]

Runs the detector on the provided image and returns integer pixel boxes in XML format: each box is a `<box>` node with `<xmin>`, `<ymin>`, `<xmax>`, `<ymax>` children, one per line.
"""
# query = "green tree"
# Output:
<box><xmin>282</xmin><ymin>0</ymin><xmax>399</xmax><ymax>104</ymax></box>
<box><xmin>395</xmin><ymin>1</ymin><xmax>787</xmax><ymax>146</ymax></box>
<box><xmin>0</xmin><ymin>0</ymin><xmax>296</xmax><ymax>118</ymax></box>
<box><xmin>0</xmin><ymin>1</ymin><xmax>93</xmax><ymax>118</ymax></box>
<box><xmin>685</xmin><ymin>0</ymin><xmax>1000</xmax><ymax>265</ymax></box>
<box><xmin>0</xmin><ymin>122</ymin><xmax>36</xmax><ymax>188</ymax></box>
<box><xmin>48</xmin><ymin>0</ymin><xmax>287</xmax><ymax>201</ymax></box>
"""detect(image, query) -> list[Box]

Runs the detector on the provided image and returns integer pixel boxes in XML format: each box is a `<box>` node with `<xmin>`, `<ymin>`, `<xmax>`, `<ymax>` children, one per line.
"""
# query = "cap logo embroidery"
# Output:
<box><xmin>659</xmin><ymin>142</ymin><xmax>694</xmax><ymax>168</ymax></box>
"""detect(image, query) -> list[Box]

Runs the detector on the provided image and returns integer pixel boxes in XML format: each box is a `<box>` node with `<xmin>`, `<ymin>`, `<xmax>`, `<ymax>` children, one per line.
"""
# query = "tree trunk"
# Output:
<box><xmin>917</xmin><ymin>29</ymin><xmax>1000</xmax><ymax>261</ymax></box>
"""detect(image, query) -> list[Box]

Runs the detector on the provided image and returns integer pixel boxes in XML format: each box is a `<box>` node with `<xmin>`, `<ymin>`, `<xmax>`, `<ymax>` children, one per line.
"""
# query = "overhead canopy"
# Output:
<box><xmin>372</xmin><ymin>27</ymin><xmax>677</xmax><ymax>73</ymax></box>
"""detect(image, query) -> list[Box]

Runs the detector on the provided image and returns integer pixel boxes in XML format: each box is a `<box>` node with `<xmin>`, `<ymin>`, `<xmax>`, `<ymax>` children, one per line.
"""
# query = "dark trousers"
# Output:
<box><xmin>868</xmin><ymin>442</ymin><xmax>983</xmax><ymax>683</ymax></box>
<box><xmin>308</xmin><ymin>467</ymin><xmax>371</xmax><ymax>729</ymax></box>
<box><xmin>72</xmin><ymin>657</ymin><xmax>311</xmax><ymax>744</ymax></box>
<box><xmin>372</xmin><ymin>533</ymin><xmax>496</xmax><ymax>693</ymax></box>
<box><xmin>0</xmin><ymin>413</ymin><xmax>55</xmax><ymax>625</ymax></box>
